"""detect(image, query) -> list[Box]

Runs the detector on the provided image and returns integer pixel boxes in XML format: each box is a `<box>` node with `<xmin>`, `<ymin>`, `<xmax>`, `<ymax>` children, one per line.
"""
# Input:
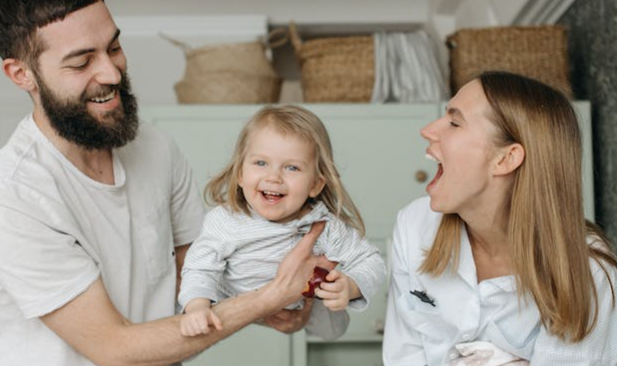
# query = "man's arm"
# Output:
<box><xmin>40</xmin><ymin>222</ymin><xmax>327</xmax><ymax>366</ymax></box>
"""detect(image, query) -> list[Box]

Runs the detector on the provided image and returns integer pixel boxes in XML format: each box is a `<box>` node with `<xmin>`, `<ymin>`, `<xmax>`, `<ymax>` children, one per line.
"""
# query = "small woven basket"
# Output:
<box><xmin>447</xmin><ymin>25</ymin><xmax>572</xmax><ymax>97</ymax></box>
<box><xmin>164</xmin><ymin>34</ymin><xmax>282</xmax><ymax>104</ymax></box>
<box><xmin>174</xmin><ymin>71</ymin><xmax>281</xmax><ymax>104</ymax></box>
<box><xmin>289</xmin><ymin>22</ymin><xmax>375</xmax><ymax>102</ymax></box>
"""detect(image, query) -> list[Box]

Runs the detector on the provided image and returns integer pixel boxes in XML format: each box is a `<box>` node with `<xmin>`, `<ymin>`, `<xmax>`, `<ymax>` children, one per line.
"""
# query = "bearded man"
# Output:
<box><xmin>0</xmin><ymin>1</ymin><xmax>329</xmax><ymax>365</ymax></box>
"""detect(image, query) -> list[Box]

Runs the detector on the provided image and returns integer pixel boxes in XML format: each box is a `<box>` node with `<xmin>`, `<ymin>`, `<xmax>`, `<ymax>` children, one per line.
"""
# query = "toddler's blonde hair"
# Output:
<box><xmin>206</xmin><ymin>105</ymin><xmax>365</xmax><ymax>236</ymax></box>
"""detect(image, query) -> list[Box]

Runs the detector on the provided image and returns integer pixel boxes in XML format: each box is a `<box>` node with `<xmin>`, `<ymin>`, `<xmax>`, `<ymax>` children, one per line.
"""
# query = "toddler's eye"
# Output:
<box><xmin>255</xmin><ymin>160</ymin><xmax>266</xmax><ymax>167</ymax></box>
<box><xmin>286</xmin><ymin>165</ymin><xmax>300</xmax><ymax>172</ymax></box>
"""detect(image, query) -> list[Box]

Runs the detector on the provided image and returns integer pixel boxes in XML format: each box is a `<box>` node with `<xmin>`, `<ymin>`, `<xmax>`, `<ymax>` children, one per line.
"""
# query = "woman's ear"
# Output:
<box><xmin>493</xmin><ymin>143</ymin><xmax>525</xmax><ymax>176</ymax></box>
<box><xmin>2</xmin><ymin>58</ymin><xmax>37</xmax><ymax>92</ymax></box>
<box><xmin>309</xmin><ymin>176</ymin><xmax>326</xmax><ymax>198</ymax></box>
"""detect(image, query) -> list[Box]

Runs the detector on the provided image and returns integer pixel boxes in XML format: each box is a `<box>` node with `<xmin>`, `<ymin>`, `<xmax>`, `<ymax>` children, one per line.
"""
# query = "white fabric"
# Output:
<box><xmin>383</xmin><ymin>196</ymin><xmax>617</xmax><ymax>366</ymax></box>
<box><xmin>0</xmin><ymin>114</ymin><xmax>205</xmax><ymax>366</ymax></box>
<box><xmin>179</xmin><ymin>201</ymin><xmax>386</xmax><ymax>339</ymax></box>
<box><xmin>450</xmin><ymin>341</ymin><xmax>529</xmax><ymax>366</ymax></box>
<box><xmin>371</xmin><ymin>31</ymin><xmax>447</xmax><ymax>103</ymax></box>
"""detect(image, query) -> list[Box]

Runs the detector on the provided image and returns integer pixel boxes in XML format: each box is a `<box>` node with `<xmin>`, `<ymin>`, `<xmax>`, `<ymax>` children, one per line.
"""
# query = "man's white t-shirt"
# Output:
<box><xmin>0</xmin><ymin>115</ymin><xmax>205</xmax><ymax>366</ymax></box>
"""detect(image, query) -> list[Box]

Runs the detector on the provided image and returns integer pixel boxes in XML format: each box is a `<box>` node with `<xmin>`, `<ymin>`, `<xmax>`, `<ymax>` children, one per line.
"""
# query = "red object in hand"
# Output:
<box><xmin>302</xmin><ymin>266</ymin><xmax>331</xmax><ymax>298</ymax></box>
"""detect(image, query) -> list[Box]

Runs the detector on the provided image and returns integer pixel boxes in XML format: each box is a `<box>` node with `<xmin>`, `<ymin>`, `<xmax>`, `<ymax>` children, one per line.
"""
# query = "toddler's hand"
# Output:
<box><xmin>315</xmin><ymin>270</ymin><xmax>360</xmax><ymax>311</ymax></box>
<box><xmin>180</xmin><ymin>299</ymin><xmax>223</xmax><ymax>337</ymax></box>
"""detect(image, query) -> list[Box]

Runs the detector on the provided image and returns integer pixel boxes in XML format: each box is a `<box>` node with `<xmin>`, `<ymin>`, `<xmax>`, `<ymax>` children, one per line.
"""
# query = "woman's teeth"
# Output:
<box><xmin>426</xmin><ymin>153</ymin><xmax>440</xmax><ymax>163</ymax></box>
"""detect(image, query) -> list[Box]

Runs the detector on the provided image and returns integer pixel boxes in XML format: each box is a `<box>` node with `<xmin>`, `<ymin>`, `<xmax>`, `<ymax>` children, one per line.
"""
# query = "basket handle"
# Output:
<box><xmin>159</xmin><ymin>32</ymin><xmax>192</xmax><ymax>54</ymax></box>
<box><xmin>288</xmin><ymin>21</ymin><xmax>303</xmax><ymax>54</ymax></box>
<box><xmin>268</xmin><ymin>27</ymin><xmax>289</xmax><ymax>49</ymax></box>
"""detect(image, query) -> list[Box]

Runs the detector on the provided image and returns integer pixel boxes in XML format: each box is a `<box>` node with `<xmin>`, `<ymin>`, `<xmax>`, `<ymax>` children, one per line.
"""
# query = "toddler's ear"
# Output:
<box><xmin>309</xmin><ymin>176</ymin><xmax>326</xmax><ymax>198</ymax></box>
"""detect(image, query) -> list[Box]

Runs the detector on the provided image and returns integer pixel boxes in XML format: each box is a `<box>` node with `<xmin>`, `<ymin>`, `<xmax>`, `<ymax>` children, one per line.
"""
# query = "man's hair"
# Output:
<box><xmin>0</xmin><ymin>0</ymin><xmax>101</xmax><ymax>67</ymax></box>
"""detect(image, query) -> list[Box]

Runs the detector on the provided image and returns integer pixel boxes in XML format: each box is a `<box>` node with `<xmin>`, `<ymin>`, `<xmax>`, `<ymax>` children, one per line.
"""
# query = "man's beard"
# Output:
<box><xmin>37</xmin><ymin>71</ymin><xmax>139</xmax><ymax>150</ymax></box>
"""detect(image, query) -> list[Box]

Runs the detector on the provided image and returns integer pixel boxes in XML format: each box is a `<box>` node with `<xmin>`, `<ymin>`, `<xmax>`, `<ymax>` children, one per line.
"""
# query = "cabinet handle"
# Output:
<box><xmin>415</xmin><ymin>170</ymin><xmax>428</xmax><ymax>183</ymax></box>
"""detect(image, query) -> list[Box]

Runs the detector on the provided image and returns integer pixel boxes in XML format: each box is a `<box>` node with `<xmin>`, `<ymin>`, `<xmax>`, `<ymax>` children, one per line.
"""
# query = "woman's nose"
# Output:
<box><xmin>420</xmin><ymin>118</ymin><xmax>440</xmax><ymax>142</ymax></box>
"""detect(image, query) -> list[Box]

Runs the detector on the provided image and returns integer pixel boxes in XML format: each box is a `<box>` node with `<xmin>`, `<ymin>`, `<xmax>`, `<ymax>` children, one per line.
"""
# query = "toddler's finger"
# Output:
<box><xmin>323</xmin><ymin>298</ymin><xmax>345</xmax><ymax>312</ymax></box>
<box><xmin>314</xmin><ymin>287</ymin><xmax>337</xmax><ymax>299</ymax></box>
<box><xmin>325</xmin><ymin>269</ymin><xmax>341</xmax><ymax>282</ymax></box>
<box><xmin>193</xmin><ymin>316</ymin><xmax>209</xmax><ymax>334</ymax></box>
<box><xmin>210</xmin><ymin>312</ymin><xmax>224</xmax><ymax>331</ymax></box>
<box><xmin>319</xmin><ymin>280</ymin><xmax>342</xmax><ymax>293</ymax></box>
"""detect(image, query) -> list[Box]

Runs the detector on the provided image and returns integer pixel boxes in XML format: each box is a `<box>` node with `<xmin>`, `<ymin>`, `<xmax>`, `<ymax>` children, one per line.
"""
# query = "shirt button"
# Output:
<box><xmin>462</xmin><ymin>333</ymin><xmax>470</xmax><ymax>340</ymax></box>
<box><xmin>449</xmin><ymin>353</ymin><xmax>457</xmax><ymax>360</ymax></box>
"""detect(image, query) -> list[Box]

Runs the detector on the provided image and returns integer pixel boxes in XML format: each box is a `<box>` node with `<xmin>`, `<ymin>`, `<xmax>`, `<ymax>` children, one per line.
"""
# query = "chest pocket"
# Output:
<box><xmin>135</xmin><ymin>201</ymin><xmax>175</xmax><ymax>284</ymax></box>
<box><xmin>403</xmin><ymin>278</ymin><xmax>457</xmax><ymax>340</ymax></box>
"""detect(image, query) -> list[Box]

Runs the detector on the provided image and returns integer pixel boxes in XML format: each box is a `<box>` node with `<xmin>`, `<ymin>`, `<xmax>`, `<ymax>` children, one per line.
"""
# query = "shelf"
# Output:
<box><xmin>307</xmin><ymin>333</ymin><xmax>383</xmax><ymax>344</ymax></box>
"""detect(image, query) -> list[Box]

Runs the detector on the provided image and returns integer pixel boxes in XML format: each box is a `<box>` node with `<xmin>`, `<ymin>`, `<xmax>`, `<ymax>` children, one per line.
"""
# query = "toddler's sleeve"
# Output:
<box><xmin>178</xmin><ymin>207</ymin><xmax>238</xmax><ymax>309</ymax></box>
<box><xmin>320</xmin><ymin>217</ymin><xmax>387</xmax><ymax>312</ymax></box>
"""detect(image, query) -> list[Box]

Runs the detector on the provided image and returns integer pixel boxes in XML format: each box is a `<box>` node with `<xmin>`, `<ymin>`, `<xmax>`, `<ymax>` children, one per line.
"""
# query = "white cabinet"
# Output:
<box><xmin>140</xmin><ymin>102</ymin><xmax>594</xmax><ymax>366</ymax></box>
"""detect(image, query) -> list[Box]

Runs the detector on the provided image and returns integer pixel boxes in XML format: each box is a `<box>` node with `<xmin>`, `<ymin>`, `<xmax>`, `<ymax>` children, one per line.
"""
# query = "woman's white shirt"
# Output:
<box><xmin>383</xmin><ymin>197</ymin><xmax>617</xmax><ymax>366</ymax></box>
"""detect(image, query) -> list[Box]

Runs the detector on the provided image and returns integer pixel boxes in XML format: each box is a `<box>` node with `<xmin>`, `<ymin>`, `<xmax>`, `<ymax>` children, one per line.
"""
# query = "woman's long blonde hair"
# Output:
<box><xmin>420</xmin><ymin>71</ymin><xmax>617</xmax><ymax>342</ymax></box>
<box><xmin>205</xmin><ymin>105</ymin><xmax>365</xmax><ymax>236</ymax></box>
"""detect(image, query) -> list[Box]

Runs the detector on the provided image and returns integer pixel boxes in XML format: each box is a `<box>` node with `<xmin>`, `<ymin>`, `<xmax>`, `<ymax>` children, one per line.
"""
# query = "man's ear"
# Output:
<box><xmin>493</xmin><ymin>143</ymin><xmax>525</xmax><ymax>176</ymax></box>
<box><xmin>2</xmin><ymin>58</ymin><xmax>37</xmax><ymax>92</ymax></box>
<box><xmin>309</xmin><ymin>176</ymin><xmax>326</xmax><ymax>198</ymax></box>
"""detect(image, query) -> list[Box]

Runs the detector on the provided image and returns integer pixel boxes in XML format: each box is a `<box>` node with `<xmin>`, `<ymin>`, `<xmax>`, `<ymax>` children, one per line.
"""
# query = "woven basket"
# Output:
<box><xmin>164</xmin><ymin>35</ymin><xmax>282</xmax><ymax>104</ymax></box>
<box><xmin>447</xmin><ymin>25</ymin><xmax>572</xmax><ymax>97</ymax></box>
<box><xmin>174</xmin><ymin>71</ymin><xmax>281</xmax><ymax>104</ymax></box>
<box><xmin>289</xmin><ymin>22</ymin><xmax>375</xmax><ymax>102</ymax></box>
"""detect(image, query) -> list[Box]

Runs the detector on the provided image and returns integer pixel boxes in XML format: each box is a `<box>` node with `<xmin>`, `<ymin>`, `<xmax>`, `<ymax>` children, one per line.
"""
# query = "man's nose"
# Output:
<box><xmin>93</xmin><ymin>55</ymin><xmax>122</xmax><ymax>86</ymax></box>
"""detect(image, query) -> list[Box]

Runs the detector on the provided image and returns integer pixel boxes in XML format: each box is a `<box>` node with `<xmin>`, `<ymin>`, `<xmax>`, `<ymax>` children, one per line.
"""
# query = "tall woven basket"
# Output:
<box><xmin>289</xmin><ymin>22</ymin><xmax>375</xmax><ymax>102</ymax></box>
<box><xmin>447</xmin><ymin>25</ymin><xmax>572</xmax><ymax>97</ymax></box>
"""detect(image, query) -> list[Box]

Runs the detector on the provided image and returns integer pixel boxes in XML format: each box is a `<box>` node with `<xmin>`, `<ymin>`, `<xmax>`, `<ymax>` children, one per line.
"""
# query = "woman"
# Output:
<box><xmin>383</xmin><ymin>71</ymin><xmax>617</xmax><ymax>366</ymax></box>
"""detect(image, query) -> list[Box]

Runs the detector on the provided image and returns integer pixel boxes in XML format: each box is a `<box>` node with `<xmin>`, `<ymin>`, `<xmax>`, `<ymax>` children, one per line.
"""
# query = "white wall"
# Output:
<box><xmin>106</xmin><ymin>0</ymin><xmax>430</xmax><ymax>25</ymax></box>
<box><xmin>0</xmin><ymin>0</ymin><xmax>574</xmax><ymax>125</ymax></box>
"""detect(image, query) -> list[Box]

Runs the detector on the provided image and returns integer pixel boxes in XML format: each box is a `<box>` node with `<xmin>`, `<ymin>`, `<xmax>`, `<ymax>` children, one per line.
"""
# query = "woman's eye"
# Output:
<box><xmin>449</xmin><ymin>121</ymin><xmax>460</xmax><ymax>127</ymax></box>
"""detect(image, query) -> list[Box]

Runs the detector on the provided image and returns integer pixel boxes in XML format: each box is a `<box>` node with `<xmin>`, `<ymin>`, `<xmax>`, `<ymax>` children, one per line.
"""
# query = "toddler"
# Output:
<box><xmin>178</xmin><ymin>105</ymin><xmax>386</xmax><ymax>340</ymax></box>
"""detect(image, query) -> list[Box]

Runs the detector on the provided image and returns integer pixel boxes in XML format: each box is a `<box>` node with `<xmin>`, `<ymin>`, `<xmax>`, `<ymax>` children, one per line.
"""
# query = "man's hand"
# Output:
<box><xmin>260</xmin><ymin>298</ymin><xmax>314</xmax><ymax>334</ymax></box>
<box><xmin>268</xmin><ymin>221</ymin><xmax>335</xmax><ymax>307</ymax></box>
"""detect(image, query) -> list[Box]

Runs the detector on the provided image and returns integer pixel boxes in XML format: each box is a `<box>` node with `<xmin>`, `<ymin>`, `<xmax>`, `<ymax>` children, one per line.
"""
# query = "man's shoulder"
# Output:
<box><xmin>125</xmin><ymin>122</ymin><xmax>173</xmax><ymax>151</ymax></box>
<box><xmin>0</xmin><ymin>115</ymin><xmax>56</xmax><ymax>188</ymax></box>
